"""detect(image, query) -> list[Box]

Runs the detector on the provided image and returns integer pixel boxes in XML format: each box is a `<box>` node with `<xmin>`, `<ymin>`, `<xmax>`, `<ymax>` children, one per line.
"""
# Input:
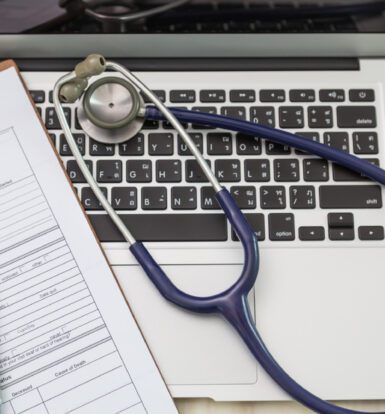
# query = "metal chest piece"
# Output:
<box><xmin>77</xmin><ymin>76</ymin><xmax>145</xmax><ymax>144</ymax></box>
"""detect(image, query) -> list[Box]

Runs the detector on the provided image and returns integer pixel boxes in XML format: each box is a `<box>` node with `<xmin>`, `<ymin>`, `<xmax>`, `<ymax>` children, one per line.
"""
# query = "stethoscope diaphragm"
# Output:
<box><xmin>77</xmin><ymin>76</ymin><xmax>145</xmax><ymax>144</ymax></box>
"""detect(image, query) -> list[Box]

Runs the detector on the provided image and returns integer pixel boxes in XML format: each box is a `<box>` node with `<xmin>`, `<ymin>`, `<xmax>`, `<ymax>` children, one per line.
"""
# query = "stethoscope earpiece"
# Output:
<box><xmin>59</xmin><ymin>78</ymin><xmax>88</xmax><ymax>104</ymax></box>
<box><xmin>59</xmin><ymin>54</ymin><xmax>106</xmax><ymax>103</ymax></box>
<box><xmin>75</xmin><ymin>53</ymin><xmax>107</xmax><ymax>78</ymax></box>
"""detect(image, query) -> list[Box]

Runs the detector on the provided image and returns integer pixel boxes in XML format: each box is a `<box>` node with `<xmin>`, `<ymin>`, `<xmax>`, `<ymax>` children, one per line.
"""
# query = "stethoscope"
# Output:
<box><xmin>54</xmin><ymin>54</ymin><xmax>385</xmax><ymax>414</ymax></box>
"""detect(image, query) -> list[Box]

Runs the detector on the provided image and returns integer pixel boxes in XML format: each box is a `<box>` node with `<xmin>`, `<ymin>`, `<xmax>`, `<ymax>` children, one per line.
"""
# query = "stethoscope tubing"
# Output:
<box><xmin>53</xmin><ymin>62</ymin><xmax>385</xmax><ymax>414</ymax></box>
<box><xmin>145</xmin><ymin>105</ymin><xmax>385</xmax><ymax>414</ymax></box>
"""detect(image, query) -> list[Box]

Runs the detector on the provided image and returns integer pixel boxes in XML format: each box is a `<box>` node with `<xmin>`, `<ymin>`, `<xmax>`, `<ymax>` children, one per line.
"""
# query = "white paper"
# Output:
<box><xmin>0</xmin><ymin>66</ymin><xmax>177</xmax><ymax>414</ymax></box>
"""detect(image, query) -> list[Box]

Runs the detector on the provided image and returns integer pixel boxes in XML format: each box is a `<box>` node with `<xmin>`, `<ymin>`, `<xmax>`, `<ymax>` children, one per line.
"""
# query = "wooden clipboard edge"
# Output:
<box><xmin>0</xmin><ymin>59</ymin><xmax>179</xmax><ymax>411</ymax></box>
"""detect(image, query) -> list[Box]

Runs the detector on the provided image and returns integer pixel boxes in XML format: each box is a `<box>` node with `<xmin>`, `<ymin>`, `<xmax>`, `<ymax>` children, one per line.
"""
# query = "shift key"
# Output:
<box><xmin>337</xmin><ymin>106</ymin><xmax>376</xmax><ymax>128</ymax></box>
<box><xmin>320</xmin><ymin>185</ymin><xmax>382</xmax><ymax>208</ymax></box>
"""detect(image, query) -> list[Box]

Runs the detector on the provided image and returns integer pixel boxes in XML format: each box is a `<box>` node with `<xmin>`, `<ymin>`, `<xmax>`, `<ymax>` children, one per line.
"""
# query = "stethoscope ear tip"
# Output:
<box><xmin>59</xmin><ymin>78</ymin><xmax>89</xmax><ymax>104</ymax></box>
<box><xmin>75</xmin><ymin>54</ymin><xmax>107</xmax><ymax>79</ymax></box>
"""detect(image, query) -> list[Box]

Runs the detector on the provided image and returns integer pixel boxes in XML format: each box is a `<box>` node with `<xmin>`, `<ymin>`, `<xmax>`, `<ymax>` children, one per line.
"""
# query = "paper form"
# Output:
<box><xmin>0</xmin><ymin>66</ymin><xmax>178</xmax><ymax>414</ymax></box>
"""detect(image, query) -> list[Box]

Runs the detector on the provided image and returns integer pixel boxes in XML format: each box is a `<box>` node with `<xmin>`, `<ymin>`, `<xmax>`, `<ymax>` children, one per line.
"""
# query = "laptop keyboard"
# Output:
<box><xmin>28</xmin><ymin>84</ymin><xmax>384</xmax><ymax>244</ymax></box>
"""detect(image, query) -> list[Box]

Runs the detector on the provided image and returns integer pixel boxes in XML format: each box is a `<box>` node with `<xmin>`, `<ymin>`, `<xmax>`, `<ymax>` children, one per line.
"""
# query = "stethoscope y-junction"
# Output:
<box><xmin>54</xmin><ymin>54</ymin><xmax>385</xmax><ymax>414</ymax></box>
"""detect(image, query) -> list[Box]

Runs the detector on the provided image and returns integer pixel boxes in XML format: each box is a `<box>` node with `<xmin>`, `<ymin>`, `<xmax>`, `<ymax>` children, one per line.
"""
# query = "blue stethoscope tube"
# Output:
<box><xmin>139</xmin><ymin>106</ymin><xmax>385</xmax><ymax>414</ymax></box>
<box><xmin>146</xmin><ymin>106</ymin><xmax>385</xmax><ymax>186</ymax></box>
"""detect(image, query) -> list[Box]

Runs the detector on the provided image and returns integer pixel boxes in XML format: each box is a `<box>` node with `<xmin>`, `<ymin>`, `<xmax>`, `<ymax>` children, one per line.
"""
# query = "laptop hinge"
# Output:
<box><xmin>14</xmin><ymin>58</ymin><xmax>359</xmax><ymax>72</ymax></box>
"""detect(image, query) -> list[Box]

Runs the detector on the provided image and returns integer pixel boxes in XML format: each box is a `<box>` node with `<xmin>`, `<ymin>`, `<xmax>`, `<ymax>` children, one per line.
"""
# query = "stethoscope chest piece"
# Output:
<box><xmin>77</xmin><ymin>76</ymin><xmax>145</xmax><ymax>144</ymax></box>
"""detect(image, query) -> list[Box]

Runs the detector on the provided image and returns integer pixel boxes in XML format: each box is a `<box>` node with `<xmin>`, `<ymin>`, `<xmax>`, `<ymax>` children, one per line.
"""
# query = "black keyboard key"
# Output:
<box><xmin>142</xmin><ymin>187</ymin><xmax>167</xmax><ymax>210</ymax></box>
<box><xmin>148</xmin><ymin>133</ymin><xmax>174</xmax><ymax>156</ymax></box>
<box><xmin>171</xmin><ymin>187</ymin><xmax>197</xmax><ymax>210</ymax></box>
<box><xmin>191</xmin><ymin>106</ymin><xmax>217</xmax><ymax>115</ymax></box>
<box><xmin>289</xmin><ymin>89</ymin><xmax>315</xmax><ymax>102</ymax></box>
<box><xmin>349</xmin><ymin>89</ymin><xmax>375</xmax><ymax>102</ymax></box>
<box><xmin>59</xmin><ymin>133</ymin><xmax>86</xmax><ymax>156</ymax></box>
<box><xmin>260</xmin><ymin>186</ymin><xmax>286</xmax><ymax>209</ymax></box>
<box><xmin>274</xmin><ymin>159</ymin><xmax>299</xmax><ymax>182</ymax></box>
<box><xmin>319</xmin><ymin>89</ymin><xmax>345</xmax><ymax>102</ymax></box>
<box><xmin>299</xmin><ymin>226</ymin><xmax>325</xmax><ymax>241</ymax></box>
<box><xmin>269</xmin><ymin>213</ymin><xmax>295</xmax><ymax>241</ymax></box>
<box><xmin>290</xmin><ymin>186</ymin><xmax>316</xmax><ymax>209</ymax></box>
<box><xmin>332</xmin><ymin>164</ymin><xmax>360</xmax><ymax>182</ymax></box>
<box><xmin>333</xmin><ymin>158</ymin><xmax>379</xmax><ymax>182</ymax></box>
<box><xmin>207</xmin><ymin>132</ymin><xmax>232</xmax><ymax>155</ymax></box>
<box><xmin>142</xmin><ymin>120</ymin><xmax>160</xmax><ymax>130</ymax></box>
<box><xmin>328</xmin><ymin>213</ymin><xmax>354</xmax><ymax>229</ymax></box>
<box><xmin>250</xmin><ymin>107</ymin><xmax>275</xmax><ymax>127</ymax></box>
<box><xmin>353</xmin><ymin>132</ymin><xmax>378</xmax><ymax>154</ymax></box>
<box><xmin>236</xmin><ymin>134</ymin><xmax>261</xmax><ymax>155</ymax></box>
<box><xmin>260</xmin><ymin>90</ymin><xmax>285</xmax><ymax>102</ymax></box>
<box><xmin>295</xmin><ymin>132</ymin><xmax>320</xmax><ymax>154</ymax></box>
<box><xmin>66</xmin><ymin>160</ymin><xmax>92</xmax><ymax>183</ymax></box>
<box><xmin>156</xmin><ymin>160</ymin><xmax>182</xmax><ymax>182</ymax></box>
<box><xmin>308</xmin><ymin>106</ymin><xmax>333</xmax><ymax>128</ymax></box>
<box><xmin>89</xmin><ymin>213</ymin><xmax>228</xmax><ymax>242</ymax></box>
<box><xmin>141</xmin><ymin>90</ymin><xmax>166</xmax><ymax>103</ymax></box>
<box><xmin>279</xmin><ymin>106</ymin><xmax>304</xmax><ymax>128</ymax></box>
<box><xmin>230</xmin><ymin>186</ymin><xmax>256</xmax><ymax>209</ymax></box>
<box><xmin>127</xmin><ymin>160</ymin><xmax>152</xmax><ymax>182</ymax></box>
<box><xmin>244</xmin><ymin>159</ymin><xmax>270</xmax><ymax>182</ymax></box>
<box><xmin>45</xmin><ymin>107</ymin><xmax>71</xmax><ymax>130</ymax></box>
<box><xmin>178</xmin><ymin>133</ymin><xmax>203</xmax><ymax>155</ymax></box>
<box><xmin>170</xmin><ymin>90</ymin><xmax>196</xmax><ymax>103</ymax></box>
<box><xmin>201</xmin><ymin>187</ymin><xmax>220</xmax><ymax>210</ymax></box>
<box><xmin>320</xmin><ymin>185</ymin><xmax>382</xmax><ymax>208</ymax></box>
<box><xmin>215</xmin><ymin>160</ymin><xmax>241</xmax><ymax>182</ymax></box>
<box><xmin>119</xmin><ymin>134</ymin><xmax>144</xmax><ymax>156</ymax></box>
<box><xmin>186</xmin><ymin>159</ymin><xmax>211</xmax><ymax>182</ymax></box>
<box><xmin>297</xmin><ymin>132</ymin><xmax>320</xmax><ymax>142</ymax></box>
<box><xmin>358</xmin><ymin>226</ymin><xmax>384</xmax><ymax>241</ymax></box>
<box><xmin>191</xmin><ymin>107</ymin><xmax>217</xmax><ymax>129</ymax></box>
<box><xmin>337</xmin><ymin>106</ymin><xmax>376</xmax><ymax>128</ymax></box>
<box><xmin>200</xmin><ymin>90</ymin><xmax>226</xmax><ymax>103</ymax></box>
<box><xmin>332</xmin><ymin>158</ymin><xmax>374</xmax><ymax>182</ymax></box>
<box><xmin>230</xmin><ymin>90</ymin><xmax>256</xmax><ymax>103</ymax></box>
<box><xmin>164</xmin><ymin>120</ymin><xmax>188</xmax><ymax>131</ymax></box>
<box><xmin>329</xmin><ymin>228</ymin><xmax>354</xmax><ymax>241</ymax></box>
<box><xmin>324</xmin><ymin>132</ymin><xmax>349</xmax><ymax>153</ymax></box>
<box><xmin>303</xmin><ymin>159</ymin><xmax>329</xmax><ymax>181</ymax></box>
<box><xmin>111</xmin><ymin>187</ymin><xmax>137</xmax><ymax>210</ymax></box>
<box><xmin>29</xmin><ymin>90</ymin><xmax>45</xmax><ymax>103</ymax></box>
<box><xmin>266</xmin><ymin>141</ymin><xmax>291</xmax><ymax>155</ymax></box>
<box><xmin>49</xmin><ymin>91</ymin><xmax>54</xmax><ymax>103</ymax></box>
<box><xmin>96</xmin><ymin>160</ymin><xmax>122</xmax><ymax>183</ymax></box>
<box><xmin>221</xmin><ymin>106</ymin><xmax>246</xmax><ymax>121</ymax></box>
<box><xmin>90</xmin><ymin>139</ymin><xmax>115</xmax><ymax>156</ymax></box>
<box><xmin>81</xmin><ymin>187</ymin><xmax>107</xmax><ymax>210</ymax></box>
<box><xmin>233</xmin><ymin>214</ymin><xmax>265</xmax><ymax>241</ymax></box>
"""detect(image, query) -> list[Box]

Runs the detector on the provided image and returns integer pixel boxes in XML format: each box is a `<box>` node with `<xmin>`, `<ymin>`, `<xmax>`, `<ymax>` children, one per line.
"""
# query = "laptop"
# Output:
<box><xmin>1</xmin><ymin>0</ymin><xmax>385</xmax><ymax>403</ymax></box>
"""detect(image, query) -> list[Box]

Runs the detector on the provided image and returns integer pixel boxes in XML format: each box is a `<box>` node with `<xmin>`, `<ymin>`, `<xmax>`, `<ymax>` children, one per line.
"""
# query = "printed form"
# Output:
<box><xmin>0</xmin><ymin>65</ymin><xmax>177</xmax><ymax>414</ymax></box>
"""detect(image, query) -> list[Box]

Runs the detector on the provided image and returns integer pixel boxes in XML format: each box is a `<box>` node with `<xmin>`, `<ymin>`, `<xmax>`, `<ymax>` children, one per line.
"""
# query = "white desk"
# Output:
<box><xmin>176</xmin><ymin>399</ymin><xmax>385</xmax><ymax>413</ymax></box>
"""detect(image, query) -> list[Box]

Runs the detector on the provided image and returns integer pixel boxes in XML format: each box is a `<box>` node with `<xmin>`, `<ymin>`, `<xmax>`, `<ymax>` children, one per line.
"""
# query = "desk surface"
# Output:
<box><xmin>176</xmin><ymin>399</ymin><xmax>385</xmax><ymax>413</ymax></box>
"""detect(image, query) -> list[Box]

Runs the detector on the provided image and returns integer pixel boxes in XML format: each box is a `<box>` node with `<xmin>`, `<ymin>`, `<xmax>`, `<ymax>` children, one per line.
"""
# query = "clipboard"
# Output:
<box><xmin>0</xmin><ymin>59</ymin><xmax>178</xmax><ymax>414</ymax></box>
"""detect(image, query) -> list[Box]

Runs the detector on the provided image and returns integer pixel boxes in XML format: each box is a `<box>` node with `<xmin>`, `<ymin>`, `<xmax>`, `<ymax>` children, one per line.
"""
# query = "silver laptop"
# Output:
<box><xmin>2</xmin><ymin>0</ymin><xmax>385</xmax><ymax>403</ymax></box>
